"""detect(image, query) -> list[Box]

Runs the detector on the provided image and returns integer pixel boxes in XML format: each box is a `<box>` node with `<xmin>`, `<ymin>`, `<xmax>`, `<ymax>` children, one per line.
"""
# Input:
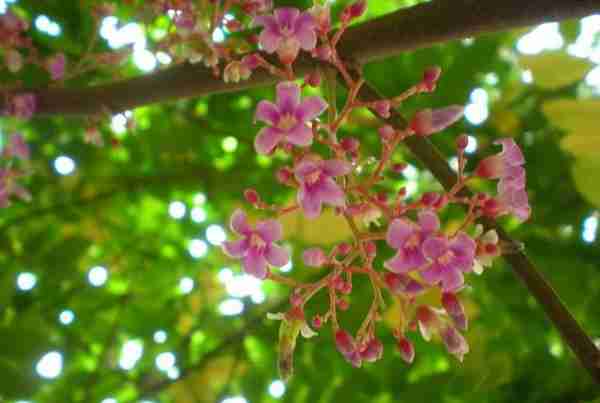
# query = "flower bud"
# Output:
<box><xmin>336</xmin><ymin>242</ymin><xmax>352</xmax><ymax>256</ymax></box>
<box><xmin>422</xmin><ymin>66</ymin><xmax>442</xmax><ymax>92</ymax></box>
<box><xmin>416</xmin><ymin>305</ymin><xmax>438</xmax><ymax>341</ymax></box>
<box><xmin>396</xmin><ymin>336</ymin><xmax>415</xmax><ymax>364</ymax></box>
<box><xmin>373</xmin><ymin>100</ymin><xmax>391</xmax><ymax>118</ymax></box>
<box><xmin>441</xmin><ymin>326</ymin><xmax>469</xmax><ymax>362</ymax></box>
<box><xmin>313</xmin><ymin>45</ymin><xmax>332</xmax><ymax>62</ymax></box>
<box><xmin>364</xmin><ymin>241</ymin><xmax>377</xmax><ymax>257</ymax></box>
<box><xmin>384</xmin><ymin>273</ymin><xmax>424</xmax><ymax>297</ymax></box>
<box><xmin>335</xmin><ymin>329</ymin><xmax>354</xmax><ymax>356</ymax></box>
<box><xmin>305</xmin><ymin>71</ymin><xmax>321</xmax><ymax>87</ymax></box>
<box><xmin>378</xmin><ymin>124</ymin><xmax>395</xmax><ymax>142</ymax></box>
<box><xmin>244</xmin><ymin>188</ymin><xmax>260</xmax><ymax>205</ymax></box>
<box><xmin>360</xmin><ymin>337</ymin><xmax>383</xmax><ymax>362</ymax></box>
<box><xmin>341</xmin><ymin>137</ymin><xmax>360</xmax><ymax>153</ymax></box>
<box><xmin>421</xmin><ymin>192</ymin><xmax>440</xmax><ymax>206</ymax></box>
<box><xmin>391</xmin><ymin>162</ymin><xmax>407</xmax><ymax>174</ymax></box>
<box><xmin>302</xmin><ymin>247</ymin><xmax>327</xmax><ymax>267</ymax></box>
<box><xmin>312</xmin><ymin>315</ymin><xmax>322</xmax><ymax>329</ymax></box>
<box><xmin>441</xmin><ymin>292</ymin><xmax>468</xmax><ymax>331</ymax></box>
<box><xmin>456</xmin><ymin>134</ymin><xmax>469</xmax><ymax>150</ymax></box>
<box><xmin>276</xmin><ymin>167</ymin><xmax>293</xmax><ymax>184</ymax></box>
<box><xmin>343</xmin><ymin>0</ymin><xmax>367</xmax><ymax>21</ymax></box>
<box><xmin>337</xmin><ymin>298</ymin><xmax>350</xmax><ymax>311</ymax></box>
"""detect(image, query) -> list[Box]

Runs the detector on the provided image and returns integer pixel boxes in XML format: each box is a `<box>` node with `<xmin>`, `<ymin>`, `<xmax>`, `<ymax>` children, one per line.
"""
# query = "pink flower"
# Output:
<box><xmin>294</xmin><ymin>158</ymin><xmax>351</xmax><ymax>219</ymax></box>
<box><xmin>253</xmin><ymin>7</ymin><xmax>317</xmax><ymax>64</ymax></box>
<box><xmin>47</xmin><ymin>53</ymin><xmax>66</xmax><ymax>81</ymax></box>
<box><xmin>409</xmin><ymin>106</ymin><xmax>464</xmax><ymax>136</ymax></box>
<box><xmin>475</xmin><ymin>138</ymin><xmax>530</xmax><ymax>221</ymax></box>
<box><xmin>222</xmin><ymin>209</ymin><xmax>289</xmax><ymax>279</ymax></box>
<box><xmin>8</xmin><ymin>93</ymin><xmax>36</xmax><ymax>119</ymax></box>
<box><xmin>254</xmin><ymin>82</ymin><xmax>327</xmax><ymax>154</ymax></box>
<box><xmin>441</xmin><ymin>325</ymin><xmax>469</xmax><ymax>362</ymax></box>
<box><xmin>396</xmin><ymin>336</ymin><xmax>415</xmax><ymax>364</ymax></box>
<box><xmin>384</xmin><ymin>210</ymin><xmax>440</xmax><ymax>273</ymax></box>
<box><xmin>359</xmin><ymin>337</ymin><xmax>383</xmax><ymax>363</ymax></box>
<box><xmin>3</xmin><ymin>133</ymin><xmax>30</xmax><ymax>160</ymax></box>
<box><xmin>384</xmin><ymin>272</ymin><xmax>425</xmax><ymax>297</ymax></box>
<box><xmin>441</xmin><ymin>292</ymin><xmax>467</xmax><ymax>331</ymax></box>
<box><xmin>420</xmin><ymin>232</ymin><xmax>476</xmax><ymax>292</ymax></box>
<box><xmin>335</xmin><ymin>329</ymin><xmax>362</xmax><ymax>367</ymax></box>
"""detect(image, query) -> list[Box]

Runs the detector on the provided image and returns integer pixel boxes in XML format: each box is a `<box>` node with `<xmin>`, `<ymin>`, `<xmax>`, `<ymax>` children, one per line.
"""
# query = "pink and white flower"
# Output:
<box><xmin>222</xmin><ymin>209</ymin><xmax>289</xmax><ymax>279</ymax></box>
<box><xmin>420</xmin><ymin>232</ymin><xmax>476</xmax><ymax>292</ymax></box>
<box><xmin>294</xmin><ymin>158</ymin><xmax>351</xmax><ymax>219</ymax></box>
<box><xmin>384</xmin><ymin>210</ymin><xmax>440</xmax><ymax>273</ymax></box>
<box><xmin>254</xmin><ymin>81</ymin><xmax>327</xmax><ymax>154</ymax></box>
<box><xmin>253</xmin><ymin>7</ymin><xmax>317</xmax><ymax>64</ymax></box>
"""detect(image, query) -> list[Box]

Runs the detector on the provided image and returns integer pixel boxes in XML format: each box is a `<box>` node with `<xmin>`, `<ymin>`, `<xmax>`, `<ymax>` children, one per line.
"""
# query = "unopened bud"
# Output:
<box><xmin>456</xmin><ymin>134</ymin><xmax>469</xmax><ymax>150</ymax></box>
<box><xmin>244</xmin><ymin>188</ymin><xmax>260</xmax><ymax>205</ymax></box>
<box><xmin>397</xmin><ymin>336</ymin><xmax>415</xmax><ymax>364</ymax></box>
<box><xmin>378</xmin><ymin>125</ymin><xmax>395</xmax><ymax>142</ymax></box>
<box><xmin>422</xmin><ymin>66</ymin><xmax>442</xmax><ymax>92</ymax></box>
<box><xmin>341</xmin><ymin>137</ymin><xmax>360</xmax><ymax>152</ymax></box>
<box><xmin>305</xmin><ymin>71</ymin><xmax>321</xmax><ymax>87</ymax></box>
<box><xmin>302</xmin><ymin>247</ymin><xmax>327</xmax><ymax>268</ymax></box>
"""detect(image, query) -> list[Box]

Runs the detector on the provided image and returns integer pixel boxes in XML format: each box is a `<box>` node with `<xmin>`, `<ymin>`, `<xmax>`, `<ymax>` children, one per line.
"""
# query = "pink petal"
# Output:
<box><xmin>420</xmin><ymin>263</ymin><xmax>443</xmax><ymax>285</ymax></box>
<box><xmin>276</xmin><ymin>81</ymin><xmax>300</xmax><ymax>112</ymax></box>
<box><xmin>320</xmin><ymin>159</ymin><xmax>351</xmax><ymax>177</ymax></box>
<box><xmin>255</xmin><ymin>100</ymin><xmax>280</xmax><ymax>125</ymax></box>
<box><xmin>258</xmin><ymin>28</ymin><xmax>282</xmax><ymax>53</ymax></box>
<box><xmin>253</xmin><ymin>14</ymin><xmax>278</xmax><ymax>30</ymax></box>
<box><xmin>256</xmin><ymin>219</ymin><xmax>283</xmax><ymax>242</ymax></box>
<box><xmin>275</xmin><ymin>7</ymin><xmax>300</xmax><ymax>28</ymax></box>
<box><xmin>298</xmin><ymin>188</ymin><xmax>322</xmax><ymax>219</ymax></box>
<box><xmin>449</xmin><ymin>232</ymin><xmax>476</xmax><ymax>272</ymax></box>
<box><xmin>384</xmin><ymin>251</ymin><xmax>414</xmax><ymax>273</ymax></box>
<box><xmin>302</xmin><ymin>247</ymin><xmax>326</xmax><ymax>267</ymax></box>
<box><xmin>430</xmin><ymin>105</ymin><xmax>464</xmax><ymax>132</ymax></box>
<box><xmin>386</xmin><ymin>219</ymin><xmax>413</xmax><ymax>249</ymax></box>
<box><xmin>222</xmin><ymin>239</ymin><xmax>248</xmax><ymax>258</ymax></box>
<box><xmin>495</xmin><ymin>138</ymin><xmax>525</xmax><ymax>166</ymax></box>
<box><xmin>418</xmin><ymin>210</ymin><xmax>439</xmax><ymax>234</ymax></box>
<box><xmin>294</xmin><ymin>159</ymin><xmax>319</xmax><ymax>181</ymax></box>
<box><xmin>296</xmin><ymin>96</ymin><xmax>327</xmax><ymax>122</ymax></box>
<box><xmin>294</xmin><ymin>12</ymin><xmax>317</xmax><ymax>50</ymax></box>
<box><xmin>422</xmin><ymin>236</ymin><xmax>448</xmax><ymax>260</ymax></box>
<box><xmin>286</xmin><ymin>123</ymin><xmax>313</xmax><ymax>147</ymax></box>
<box><xmin>317</xmin><ymin>178</ymin><xmax>345</xmax><ymax>206</ymax></box>
<box><xmin>440</xmin><ymin>269</ymin><xmax>464</xmax><ymax>292</ymax></box>
<box><xmin>230</xmin><ymin>209</ymin><xmax>251</xmax><ymax>234</ymax></box>
<box><xmin>243</xmin><ymin>247</ymin><xmax>269</xmax><ymax>279</ymax></box>
<box><xmin>265</xmin><ymin>244</ymin><xmax>289</xmax><ymax>267</ymax></box>
<box><xmin>255</xmin><ymin>126</ymin><xmax>284</xmax><ymax>154</ymax></box>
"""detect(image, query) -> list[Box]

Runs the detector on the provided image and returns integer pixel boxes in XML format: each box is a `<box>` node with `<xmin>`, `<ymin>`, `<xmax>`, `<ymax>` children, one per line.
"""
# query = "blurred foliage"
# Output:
<box><xmin>1</xmin><ymin>1</ymin><xmax>600</xmax><ymax>403</ymax></box>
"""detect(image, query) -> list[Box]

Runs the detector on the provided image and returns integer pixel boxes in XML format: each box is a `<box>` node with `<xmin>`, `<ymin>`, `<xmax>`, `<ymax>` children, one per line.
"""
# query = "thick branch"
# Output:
<box><xmin>356</xmin><ymin>80</ymin><xmax>600</xmax><ymax>384</ymax></box>
<box><xmin>12</xmin><ymin>0</ymin><xmax>600</xmax><ymax>116</ymax></box>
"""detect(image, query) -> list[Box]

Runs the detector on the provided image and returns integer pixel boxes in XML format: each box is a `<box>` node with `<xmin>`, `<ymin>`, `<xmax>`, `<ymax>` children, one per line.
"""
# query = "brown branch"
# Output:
<box><xmin>354</xmin><ymin>79</ymin><xmax>600</xmax><ymax>384</ymax></box>
<box><xmin>9</xmin><ymin>0</ymin><xmax>600</xmax><ymax>116</ymax></box>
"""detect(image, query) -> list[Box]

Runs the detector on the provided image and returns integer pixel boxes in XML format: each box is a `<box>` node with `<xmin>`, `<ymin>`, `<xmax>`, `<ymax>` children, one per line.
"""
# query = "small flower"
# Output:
<box><xmin>384</xmin><ymin>272</ymin><xmax>425</xmax><ymax>297</ymax></box>
<box><xmin>473</xmin><ymin>226</ymin><xmax>500</xmax><ymax>274</ymax></box>
<box><xmin>409</xmin><ymin>106</ymin><xmax>464</xmax><ymax>136</ymax></box>
<box><xmin>47</xmin><ymin>53</ymin><xmax>66</xmax><ymax>81</ymax></box>
<box><xmin>242</xmin><ymin>0</ymin><xmax>273</xmax><ymax>15</ymax></box>
<box><xmin>420</xmin><ymin>232</ymin><xmax>476</xmax><ymax>292</ymax></box>
<box><xmin>253</xmin><ymin>7</ymin><xmax>317</xmax><ymax>64</ymax></box>
<box><xmin>294</xmin><ymin>158</ymin><xmax>351</xmax><ymax>219</ymax></box>
<box><xmin>309</xmin><ymin>4</ymin><xmax>331</xmax><ymax>34</ymax></box>
<box><xmin>441</xmin><ymin>292</ymin><xmax>467</xmax><ymax>331</ymax></box>
<box><xmin>335</xmin><ymin>329</ymin><xmax>362</xmax><ymax>367</ymax></box>
<box><xmin>359</xmin><ymin>337</ymin><xmax>383</xmax><ymax>363</ymax></box>
<box><xmin>222</xmin><ymin>209</ymin><xmax>289</xmax><ymax>279</ymax></box>
<box><xmin>416</xmin><ymin>305</ymin><xmax>441</xmax><ymax>341</ymax></box>
<box><xmin>254</xmin><ymin>81</ymin><xmax>327</xmax><ymax>154</ymax></box>
<box><xmin>441</xmin><ymin>325</ymin><xmax>469</xmax><ymax>362</ymax></box>
<box><xmin>384</xmin><ymin>210</ymin><xmax>440</xmax><ymax>273</ymax></box>
<box><xmin>498</xmin><ymin>179</ymin><xmax>531</xmax><ymax>221</ymax></box>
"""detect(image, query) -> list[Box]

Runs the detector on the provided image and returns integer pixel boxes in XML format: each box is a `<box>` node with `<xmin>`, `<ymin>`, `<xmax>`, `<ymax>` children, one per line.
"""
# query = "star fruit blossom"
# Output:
<box><xmin>253</xmin><ymin>7</ymin><xmax>317</xmax><ymax>64</ymax></box>
<box><xmin>222</xmin><ymin>209</ymin><xmax>289</xmax><ymax>279</ymax></box>
<box><xmin>475</xmin><ymin>138</ymin><xmax>530</xmax><ymax>221</ymax></box>
<box><xmin>420</xmin><ymin>232</ymin><xmax>477</xmax><ymax>292</ymax></box>
<box><xmin>294</xmin><ymin>158</ymin><xmax>351</xmax><ymax>219</ymax></box>
<box><xmin>254</xmin><ymin>81</ymin><xmax>328</xmax><ymax>155</ymax></box>
<box><xmin>384</xmin><ymin>210</ymin><xmax>440</xmax><ymax>273</ymax></box>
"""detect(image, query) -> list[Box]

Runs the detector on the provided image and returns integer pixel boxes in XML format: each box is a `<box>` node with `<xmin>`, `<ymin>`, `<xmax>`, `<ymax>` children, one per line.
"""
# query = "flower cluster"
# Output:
<box><xmin>0</xmin><ymin>133</ymin><xmax>31</xmax><ymax>207</ymax></box>
<box><xmin>217</xmin><ymin>0</ymin><xmax>531</xmax><ymax>378</ymax></box>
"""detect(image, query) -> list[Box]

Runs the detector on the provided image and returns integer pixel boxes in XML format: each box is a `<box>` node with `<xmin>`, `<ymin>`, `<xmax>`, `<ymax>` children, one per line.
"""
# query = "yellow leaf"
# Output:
<box><xmin>519</xmin><ymin>52</ymin><xmax>592</xmax><ymax>89</ymax></box>
<box><xmin>560</xmin><ymin>132</ymin><xmax>600</xmax><ymax>158</ymax></box>
<box><xmin>571</xmin><ymin>157</ymin><xmax>600</xmax><ymax>208</ymax></box>
<box><xmin>542</xmin><ymin>99</ymin><xmax>600</xmax><ymax>132</ymax></box>
<box><xmin>490</xmin><ymin>109</ymin><xmax>520</xmax><ymax>135</ymax></box>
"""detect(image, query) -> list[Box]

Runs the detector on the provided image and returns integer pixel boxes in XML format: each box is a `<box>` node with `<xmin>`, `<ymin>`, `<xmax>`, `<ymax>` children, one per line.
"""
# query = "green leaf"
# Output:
<box><xmin>519</xmin><ymin>52</ymin><xmax>592</xmax><ymax>89</ymax></box>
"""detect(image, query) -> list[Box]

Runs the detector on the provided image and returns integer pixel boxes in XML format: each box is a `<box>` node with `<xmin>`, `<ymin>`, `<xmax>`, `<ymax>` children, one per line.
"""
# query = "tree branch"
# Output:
<box><xmin>355</xmin><ymin>79</ymin><xmax>600</xmax><ymax>384</ymax></box>
<box><xmin>11</xmin><ymin>0</ymin><xmax>600</xmax><ymax>116</ymax></box>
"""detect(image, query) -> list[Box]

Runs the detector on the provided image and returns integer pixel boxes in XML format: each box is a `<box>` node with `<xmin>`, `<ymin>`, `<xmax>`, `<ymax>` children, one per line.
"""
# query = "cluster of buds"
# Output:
<box><xmin>218</xmin><ymin>0</ymin><xmax>531</xmax><ymax>380</ymax></box>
